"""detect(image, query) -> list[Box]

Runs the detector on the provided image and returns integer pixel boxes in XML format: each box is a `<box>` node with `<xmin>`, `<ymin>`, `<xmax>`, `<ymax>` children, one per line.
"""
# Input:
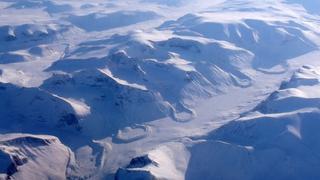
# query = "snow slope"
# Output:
<box><xmin>0</xmin><ymin>83</ymin><xmax>81</xmax><ymax>133</ymax></box>
<box><xmin>0</xmin><ymin>133</ymin><xmax>76</xmax><ymax>180</ymax></box>
<box><xmin>116</xmin><ymin>65</ymin><xmax>320</xmax><ymax>180</ymax></box>
<box><xmin>67</xmin><ymin>11</ymin><xmax>161</xmax><ymax>32</ymax></box>
<box><xmin>159</xmin><ymin>6</ymin><xmax>319</xmax><ymax>69</ymax></box>
<box><xmin>285</xmin><ymin>0</ymin><xmax>320</xmax><ymax>14</ymax></box>
<box><xmin>184</xmin><ymin>66</ymin><xmax>320</xmax><ymax>180</ymax></box>
<box><xmin>1</xmin><ymin>0</ymin><xmax>320</xmax><ymax>179</ymax></box>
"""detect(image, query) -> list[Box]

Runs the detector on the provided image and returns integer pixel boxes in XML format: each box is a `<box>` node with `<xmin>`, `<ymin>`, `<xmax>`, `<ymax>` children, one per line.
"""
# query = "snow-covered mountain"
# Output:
<box><xmin>116</xmin><ymin>65</ymin><xmax>320</xmax><ymax>180</ymax></box>
<box><xmin>0</xmin><ymin>133</ymin><xmax>77</xmax><ymax>180</ymax></box>
<box><xmin>185</xmin><ymin>65</ymin><xmax>320</xmax><ymax>180</ymax></box>
<box><xmin>1</xmin><ymin>0</ymin><xmax>320</xmax><ymax>179</ymax></box>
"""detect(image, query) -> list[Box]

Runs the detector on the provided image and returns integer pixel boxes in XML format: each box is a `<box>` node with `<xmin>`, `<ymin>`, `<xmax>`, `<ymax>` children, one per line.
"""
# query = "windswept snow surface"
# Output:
<box><xmin>1</xmin><ymin>0</ymin><xmax>320</xmax><ymax>179</ymax></box>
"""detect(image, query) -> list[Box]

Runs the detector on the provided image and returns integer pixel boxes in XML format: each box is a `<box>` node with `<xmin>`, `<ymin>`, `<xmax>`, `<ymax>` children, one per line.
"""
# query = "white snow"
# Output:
<box><xmin>0</xmin><ymin>133</ymin><xmax>76</xmax><ymax>180</ymax></box>
<box><xmin>0</xmin><ymin>0</ymin><xmax>320</xmax><ymax>179</ymax></box>
<box><xmin>185</xmin><ymin>65</ymin><xmax>320</xmax><ymax>180</ymax></box>
<box><xmin>54</xmin><ymin>95</ymin><xmax>91</xmax><ymax>117</ymax></box>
